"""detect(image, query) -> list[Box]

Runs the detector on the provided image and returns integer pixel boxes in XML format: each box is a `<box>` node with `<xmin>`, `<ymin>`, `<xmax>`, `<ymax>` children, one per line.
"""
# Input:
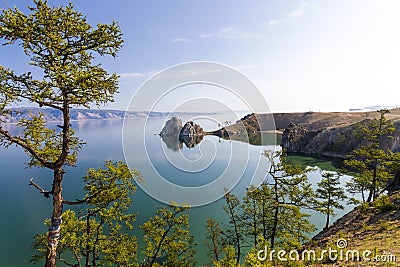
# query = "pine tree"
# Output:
<box><xmin>345</xmin><ymin>109</ymin><xmax>396</xmax><ymax>203</ymax></box>
<box><xmin>31</xmin><ymin>161</ymin><xmax>139</xmax><ymax>267</ymax></box>
<box><xmin>240</xmin><ymin>184</ymin><xmax>273</xmax><ymax>247</ymax></box>
<box><xmin>140</xmin><ymin>204</ymin><xmax>196</xmax><ymax>267</ymax></box>
<box><xmin>214</xmin><ymin>246</ymin><xmax>237</xmax><ymax>267</ymax></box>
<box><xmin>263</xmin><ymin>150</ymin><xmax>315</xmax><ymax>249</ymax></box>
<box><xmin>205</xmin><ymin>218</ymin><xmax>224</xmax><ymax>265</ymax></box>
<box><xmin>223</xmin><ymin>191</ymin><xmax>244</xmax><ymax>264</ymax></box>
<box><xmin>315</xmin><ymin>172</ymin><xmax>347</xmax><ymax>230</ymax></box>
<box><xmin>0</xmin><ymin>1</ymin><xmax>122</xmax><ymax>266</ymax></box>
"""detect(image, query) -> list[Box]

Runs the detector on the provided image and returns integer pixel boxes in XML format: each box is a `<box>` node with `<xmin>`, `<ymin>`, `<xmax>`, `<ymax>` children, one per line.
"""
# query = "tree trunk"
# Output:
<box><xmin>252</xmin><ymin>199</ymin><xmax>257</xmax><ymax>246</ymax></box>
<box><xmin>325</xmin><ymin>198</ymin><xmax>331</xmax><ymax>230</ymax></box>
<box><xmin>45</xmin><ymin>168</ymin><xmax>64</xmax><ymax>267</ymax></box>
<box><xmin>262</xmin><ymin>199</ymin><xmax>267</xmax><ymax>241</ymax></box>
<box><xmin>325</xmin><ymin>204</ymin><xmax>330</xmax><ymax>231</ymax></box>
<box><xmin>270</xmin><ymin>183</ymin><xmax>279</xmax><ymax>249</ymax></box>
<box><xmin>367</xmin><ymin>163</ymin><xmax>377</xmax><ymax>203</ymax></box>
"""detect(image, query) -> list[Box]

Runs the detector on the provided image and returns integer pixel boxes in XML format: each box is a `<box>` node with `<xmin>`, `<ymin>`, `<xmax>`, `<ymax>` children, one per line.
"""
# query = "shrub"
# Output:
<box><xmin>373</xmin><ymin>195</ymin><xmax>397</xmax><ymax>212</ymax></box>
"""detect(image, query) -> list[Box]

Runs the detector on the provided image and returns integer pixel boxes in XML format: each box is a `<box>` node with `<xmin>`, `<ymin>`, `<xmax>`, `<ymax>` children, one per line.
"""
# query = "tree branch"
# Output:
<box><xmin>29</xmin><ymin>178</ymin><xmax>52</xmax><ymax>198</ymax></box>
<box><xmin>62</xmin><ymin>191</ymin><xmax>101</xmax><ymax>205</ymax></box>
<box><xmin>0</xmin><ymin>128</ymin><xmax>53</xmax><ymax>168</ymax></box>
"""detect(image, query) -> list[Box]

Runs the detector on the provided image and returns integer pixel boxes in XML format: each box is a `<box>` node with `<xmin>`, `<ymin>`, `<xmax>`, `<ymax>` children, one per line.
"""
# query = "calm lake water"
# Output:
<box><xmin>0</xmin><ymin>117</ymin><xmax>352</xmax><ymax>266</ymax></box>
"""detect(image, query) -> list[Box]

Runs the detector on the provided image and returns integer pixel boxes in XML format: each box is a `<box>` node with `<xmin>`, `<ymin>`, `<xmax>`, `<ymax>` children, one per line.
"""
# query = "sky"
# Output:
<box><xmin>1</xmin><ymin>0</ymin><xmax>400</xmax><ymax>113</ymax></box>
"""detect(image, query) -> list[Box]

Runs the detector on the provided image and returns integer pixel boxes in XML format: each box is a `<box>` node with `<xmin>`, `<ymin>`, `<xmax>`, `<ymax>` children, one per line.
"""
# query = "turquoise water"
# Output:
<box><xmin>0</xmin><ymin>118</ymin><xmax>352</xmax><ymax>266</ymax></box>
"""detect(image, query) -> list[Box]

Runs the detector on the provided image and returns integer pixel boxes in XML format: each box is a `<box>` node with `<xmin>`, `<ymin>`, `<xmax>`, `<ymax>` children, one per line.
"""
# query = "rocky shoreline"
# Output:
<box><xmin>280</xmin><ymin>121</ymin><xmax>400</xmax><ymax>159</ymax></box>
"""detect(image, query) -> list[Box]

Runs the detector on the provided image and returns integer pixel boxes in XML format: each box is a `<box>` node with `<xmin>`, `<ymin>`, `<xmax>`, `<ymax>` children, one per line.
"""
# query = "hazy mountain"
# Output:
<box><xmin>1</xmin><ymin>107</ymin><xmax>212</xmax><ymax>123</ymax></box>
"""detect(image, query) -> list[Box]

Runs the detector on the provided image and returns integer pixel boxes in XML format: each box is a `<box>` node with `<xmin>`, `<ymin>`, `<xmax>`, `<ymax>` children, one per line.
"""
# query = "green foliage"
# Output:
<box><xmin>263</xmin><ymin>150</ymin><xmax>316</xmax><ymax>249</ymax></box>
<box><xmin>140</xmin><ymin>204</ymin><xmax>196</xmax><ymax>267</ymax></box>
<box><xmin>373</xmin><ymin>194</ymin><xmax>397</xmax><ymax>213</ymax></box>
<box><xmin>0</xmin><ymin>0</ymin><xmax>123</xmax><ymax>168</ymax></box>
<box><xmin>240</xmin><ymin>184</ymin><xmax>272</xmax><ymax>246</ymax></box>
<box><xmin>315</xmin><ymin>171</ymin><xmax>347</xmax><ymax>229</ymax></box>
<box><xmin>205</xmin><ymin>218</ymin><xmax>225</xmax><ymax>264</ymax></box>
<box><xmin>216</xmin><ymin>151</ymin><xmax>316</xmax><ymax>266</ymax></box>
<box><xmin>214</xmin><ymin>246</ymin><xmax>238</xmax><ymax>267</ymax></box>
<box><xmin>345</xmin><ymin>110</ymin><xmax>396</xmax><ymax>203</ymax></box>
<box><xmin>0</xmin><ymin>1</ymin><xmax>124</xmax><ymax>265</ymax></box>
<box><xmin>0</xmin><ymin>0</ymin><xmax>122</xmax><ymax>107</ymax></box>
<box><xmin>223</xmin><ymin>191</ymin><xmax>243</xmax><ymax>264</ymax></box>
<box><xmin>331</xmin><ymin>132</ymin><xmax>347</xmax><ymax>153</ymax></box>
<box><xmin>244</xmin><ymin>237</ymin><xmax>270</xmax><ymax>267</ymax></box>
<box><xmin>31</xmin><ymin>161</ymin><xmax>139</xmax><ymax>266</ymax></box>
<box><xmin>357</xmin><ymin>201</ymin><xmax>370</xmax><ymax>213</ymax></box>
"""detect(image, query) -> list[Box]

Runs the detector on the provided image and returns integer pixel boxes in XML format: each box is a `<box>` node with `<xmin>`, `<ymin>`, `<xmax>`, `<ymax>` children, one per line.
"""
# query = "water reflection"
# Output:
<box><xmin>161</xmin><ymin>132</ymin><xmax>280</xmax><ymax>150</ymax></box>
<box><xmin>222</xmin><ymin>132</ymin><xmax>281</xmax><ymax>146</ymax></box>
<box><xmin>160</xmin><ymin>133</ymin><xmax>203</xmax><ymax>150</ymax></box>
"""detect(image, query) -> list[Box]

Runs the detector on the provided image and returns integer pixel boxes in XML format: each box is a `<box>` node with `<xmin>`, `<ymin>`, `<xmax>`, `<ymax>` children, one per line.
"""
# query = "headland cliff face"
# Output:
<box><xmin>280</xmin><ymin>120</ymin><xmax>400</xmax><ymax>158</ymax></box>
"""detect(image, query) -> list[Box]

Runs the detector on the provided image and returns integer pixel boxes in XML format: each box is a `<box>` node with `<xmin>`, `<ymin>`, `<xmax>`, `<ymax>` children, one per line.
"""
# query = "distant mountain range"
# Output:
<box><xmin>1</xmin><ymin>107</ymin><xmax>213</xmax><ymax>123</ymax></box>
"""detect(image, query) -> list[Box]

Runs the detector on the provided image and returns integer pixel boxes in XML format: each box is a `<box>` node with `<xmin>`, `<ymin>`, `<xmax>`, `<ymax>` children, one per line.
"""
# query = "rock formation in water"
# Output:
<box><xmin>179</xmin><ymin>121</ymin><xmax>204</xmax><ymax>137</ymax></box>
<box><xmin>160</xmin><ymin>116</ymin><xmax>183</xmax><ymax>137</ymax></box>
<box><xmin>180</xmin><ymin>135</ymin><xmax>203</xmax><ymax>148</ymax></box>
<box><xmin>160</xmin><ymin>118</ymin><xmax>204</xmax><ymax>149</ymax></box>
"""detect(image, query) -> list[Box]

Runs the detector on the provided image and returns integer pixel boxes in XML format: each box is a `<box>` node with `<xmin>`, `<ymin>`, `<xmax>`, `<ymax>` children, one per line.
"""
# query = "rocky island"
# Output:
<box><xmin>160</xmin><ymin>117</ymin><xmax>204</xmax><ymax>149</ymax></box>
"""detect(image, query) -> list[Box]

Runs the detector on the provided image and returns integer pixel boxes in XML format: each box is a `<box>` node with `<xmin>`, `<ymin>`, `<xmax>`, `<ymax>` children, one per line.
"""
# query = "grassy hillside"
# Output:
<box><xmin>221</xmin><ymin>108</ymin><xmax>400</xmax><ymax>135</ymax></box>
<box><xmin>309</xmin><ymin>191</ymin><xmax>400</xmax><ymax>266</ymax></box>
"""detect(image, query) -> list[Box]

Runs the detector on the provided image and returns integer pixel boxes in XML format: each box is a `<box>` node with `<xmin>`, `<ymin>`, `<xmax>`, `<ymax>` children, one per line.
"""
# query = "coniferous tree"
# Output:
<box><xmin>240</xmin><ymin>184</ymin><xmax>273</xmax><ymax>246</ymax></box>
<box><xmin>141</xmin><ymin>204</ymin><xmax>196</xmax><ymax>267</ymax></box>
<box><xmin>214</xmin><ymin>246</ymin><xmax>237</xmax><ymax>267</ymax></box>
<box><xmin>345</xmin><ymin>109</ymin><xmax>395</xmax><ymax>203</ymax></box>
<box><xmin>223</xmin><ymin>191</ymin><xmax>244</xmax><ymax>264</ymax></box>
<box><xmin>0</xmin><ymin>1</ymin><xmax>123</xmax><ymax>266</ymax></box>
<box><xmin>315</xmin><ymin>172</ymin><xmax>347</xmax><ymax>230</ymax></box>
<box><xmin>386</xmin><ymin>151</ymin><xmax>400</xmax><ymax>193</ymax></box>
<box><xmin>31</xmin><ymin>161</ymin><xmax>139</xmax><ymax>267</ymax></box>
<box><xmin>204</xmin><ymin>218</ymin><xmax>224</xmax><ymax>265</ymax></box>
<box><xmin>264</xmin><ymin>150</ymin><xmax>315</xmax><ymax>249</ymax></box>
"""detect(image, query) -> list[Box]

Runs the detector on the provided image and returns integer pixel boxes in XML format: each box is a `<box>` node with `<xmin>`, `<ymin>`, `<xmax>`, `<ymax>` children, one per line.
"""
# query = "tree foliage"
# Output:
<box><xmin>223</xmin><ymin>191</ymin><xmax>244</xmax><ymax>264</ymax></box>
<box><xmin>0</xmin><ymin>1</ymin><xmax>123</xmax><ymax>266</ymax></box>
<box><xmin>263</xmin><ymin>150</ymin><xmax>315</xmax><ymax>249</ymax></box>
<box><xmin>31</xmin><ymin>161</ymin><xmax>139</xmax><ymax>267</ymax></box>
<box><xmin>315</xmin><ymin>172</ymin><xmax>346</xmax><ymax>230</ymax></box>
<box><xmin>140</xmin><ymin>204</ymin><xmax>196</xmax><ymax>267</ymax></box>
<box><xmin>204</xmin><ymin>218</ymin><xmax>225</xmax><ymax>265</ymax></box>
<box><xmin>345</xmin><ymin>109</ymin><xmax>396</xmax><ymax>203</ymax></box>
<box><xmin>213</xmin><ymin>150</ymin><xmax>316</xmax><ymax>266</ymax></box>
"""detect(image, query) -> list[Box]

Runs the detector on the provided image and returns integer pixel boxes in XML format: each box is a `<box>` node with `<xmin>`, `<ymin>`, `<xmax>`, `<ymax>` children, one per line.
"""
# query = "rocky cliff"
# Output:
<box><xmin>280</xmin><ymin>120</ymin><xmax>400</xmax><ymax>158</ymax></box>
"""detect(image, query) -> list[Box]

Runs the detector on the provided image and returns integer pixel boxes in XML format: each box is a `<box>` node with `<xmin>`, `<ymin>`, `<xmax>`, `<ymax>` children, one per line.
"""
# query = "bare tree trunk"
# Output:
<box><xmin>270</xmin><ymin>183</ymin><xmax>279</xmax><ymax>249</ymax></box>
<box><xmin>252</xmin><ymin>199</ymin><xmax>257</xmax><ymax>246</ymax></box>
<box><xmin>367</xmin><ymin>162</ymin><xmax>377</xmax><ymax>203</ymax></box>
<box><xmin>45</xmin><ymin>168</ymin><xmax>64</xmax><ymax>267</ymax></box>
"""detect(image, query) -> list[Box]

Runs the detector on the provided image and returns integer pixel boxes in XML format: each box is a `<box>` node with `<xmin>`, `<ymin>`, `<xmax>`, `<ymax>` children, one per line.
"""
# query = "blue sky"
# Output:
<box><xmin>1</xmin><ymin>1</ymin><xmax>400</xmax><ymax>112</ymax></box>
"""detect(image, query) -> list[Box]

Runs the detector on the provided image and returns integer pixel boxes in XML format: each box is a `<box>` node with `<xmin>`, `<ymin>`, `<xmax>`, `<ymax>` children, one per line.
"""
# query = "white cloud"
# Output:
<box><xmin>200</xmin><ymin>26</ymin><xmax>261</xmax><ymax>40</ymax></box>
<box><xmin>172</xmin><ymin>38</ymin><xmax>190</xmax><ymax>43</ymax></box>
<box><xmin>266</xmin><ymin>4</ymin><xmax>306</xmax><ymax>26</ymax></box>
<box><xmin>288</xmin><ymin>10</ymin><xmax>304</xmax><ymax>18</ymax></box>
<box><xmin>268</xmin><ymin>19</ymin><xmax>280</xmax><ymax>25</ymax></box>
<box><xmin>118</xmin><ymin>72</ymin><xmax>145</xmax><ymax>79</ymax></box>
